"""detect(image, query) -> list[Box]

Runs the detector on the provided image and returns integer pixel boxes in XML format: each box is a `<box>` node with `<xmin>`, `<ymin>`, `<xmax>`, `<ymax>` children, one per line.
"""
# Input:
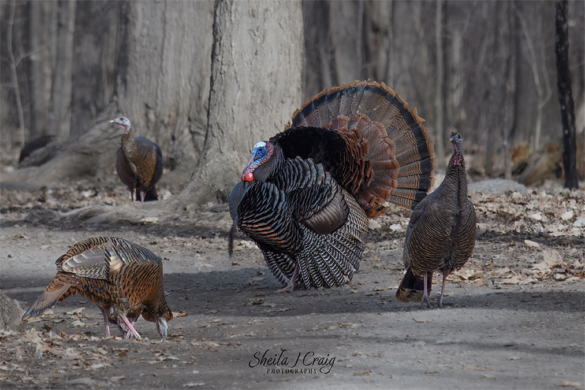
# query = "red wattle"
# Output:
<box><xmin>242</xmin><ymin>172</ymin><xmax>254</xmax><ymax>182</ymax></box>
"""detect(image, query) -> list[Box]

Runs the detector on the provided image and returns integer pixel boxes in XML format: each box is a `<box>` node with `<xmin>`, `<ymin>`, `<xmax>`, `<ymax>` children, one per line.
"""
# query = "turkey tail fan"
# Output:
<box><xmin>22</xmin><ymin>274</ymin><xmax>77</xmax><ymax>320</ymax></box>
<box><xmin>286</xmin><ymin>80</ymin><xmax>436</xmax><ymax>215</ymax></box>
<box><xmin>395</xmin><ymin>267</ymin><xmax>433</xmax><ymax>303</ymax></box>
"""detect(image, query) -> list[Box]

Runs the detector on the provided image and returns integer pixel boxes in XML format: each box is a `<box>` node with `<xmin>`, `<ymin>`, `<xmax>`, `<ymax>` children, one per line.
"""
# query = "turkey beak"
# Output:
<box><xmin>112</xmin><ymin>121</ymin><xmax>128</xmax><ymax>134</ymax></box>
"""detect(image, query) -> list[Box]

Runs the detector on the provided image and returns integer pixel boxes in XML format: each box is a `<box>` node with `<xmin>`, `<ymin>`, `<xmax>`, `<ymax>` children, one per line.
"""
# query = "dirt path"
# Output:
<box><xmin>0</xmin><ymin>186</ymin><xmax>584</xmax><ymax>389</ymax></box>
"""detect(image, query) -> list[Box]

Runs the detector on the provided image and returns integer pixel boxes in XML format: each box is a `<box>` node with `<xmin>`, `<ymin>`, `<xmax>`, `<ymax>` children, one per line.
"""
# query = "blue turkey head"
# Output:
<box><xmin>111</xmin><ymin>117</ymin><xmax>132</xmax><ymax>134</ymax></box>
<box><xmin>241</xmin><ymin>141</ymin><xmax>275</xmax><ymax>182</ymax></box>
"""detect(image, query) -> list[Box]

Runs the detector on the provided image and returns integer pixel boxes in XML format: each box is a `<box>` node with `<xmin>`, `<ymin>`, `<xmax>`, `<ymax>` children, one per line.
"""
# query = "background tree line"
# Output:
<box><xmin>0</xmin><ymin>0</ymin><xmax>583</xmax><ymax>201</ymax></box>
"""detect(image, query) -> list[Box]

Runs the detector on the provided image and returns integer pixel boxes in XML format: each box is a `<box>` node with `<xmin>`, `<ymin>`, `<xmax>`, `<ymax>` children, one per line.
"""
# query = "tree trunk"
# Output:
<box><xmin>434</xmin><ymin>0</ymin><xmax>445</xmax><ymax>168</ymax></box>
<box><xmin>47</xmin><ymin>0</ymin><xmax>76</xmax><ymax>139</ymax></box>
<box><xmin>28</xmin><ymin>1</ymin><xmax>54</xmax><ymax>140</ymax></box>
<box><xmin>175</xmin><ymin>0</ymin><xmax>303</xmax><ymax>208</ymax></box>
<box><xmin>555</xmin><ymin>0</ymin><xmax>579</xmax><ymax>189</ymax></box>
<box><xmin>7</xmin><ymin>0</ymin><xmax>25</xmax><ymax>147</ymax></box>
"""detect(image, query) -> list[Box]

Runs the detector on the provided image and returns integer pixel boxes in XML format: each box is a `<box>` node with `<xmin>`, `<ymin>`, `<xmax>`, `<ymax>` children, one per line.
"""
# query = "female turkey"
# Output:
<box><xmin>22</xmin><ymin>237</ymin><xmax>173</xmax><ymax>340</ymax></box>
<box><xmin>396</xmin><ymin>132</ymin><xmax>476</xmax><ymax>308</ymax></box>
<box><xmin>112</xmin><ymin>117</ymin><xmax>163</xmax><ymax>202</ymax></box>
<box><xmin>230</xmin><ymin>81</ymin><xmax>436</xmax><ymax>292</ymax></box>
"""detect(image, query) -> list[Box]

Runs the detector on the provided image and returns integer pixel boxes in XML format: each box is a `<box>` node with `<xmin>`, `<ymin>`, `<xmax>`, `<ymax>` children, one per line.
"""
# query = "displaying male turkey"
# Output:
<box><xmin>22</xmin><ymin>237</ymin><xmax>173</xmax><ymax>340</ymax></box>
<box><xmin>112</xmin><ymin>117</ymin><xmax>163</xmax><ymax>202</ymax></box>
<box><xmin>229</xmin><ymin>81</ymin><xmax>436</xmax><ymax>292</ymax></box>
<box><xmin>396</xmin><ymin>132</ymin><xmax>476</xmax><ymax>308</ymax></box>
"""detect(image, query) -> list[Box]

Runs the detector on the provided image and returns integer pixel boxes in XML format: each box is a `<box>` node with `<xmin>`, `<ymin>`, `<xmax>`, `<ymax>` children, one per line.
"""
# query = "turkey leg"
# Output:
<box><xmin>119</xmin><ymin>314</ymin><xmax>142</xmax><ymax>339</ymax></box>
<box><xmin>421</xmin><ymin>272</ymin><xmax>432</xmax><ymax>308</ymax></box>
<box><xmin>276</xmin><ymin>264</ymin><xmax>300</xmax><ymax>294</ymax></box>
<box><xmin>438</xmin><ymin>273</ymin><xmax>448</xmax><ymax>309</ymax></box>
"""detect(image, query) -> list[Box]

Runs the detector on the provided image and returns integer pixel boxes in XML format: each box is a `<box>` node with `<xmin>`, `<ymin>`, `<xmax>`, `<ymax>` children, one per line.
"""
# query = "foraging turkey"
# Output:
<box><xmin>396</xmin><ymin>132</ymin><xmax>476</xmax><ymax>308</ymax></box>
<box><xmin>229</xmin><ymin>81</ymin><xmax>436</xmax><ymax>292</ymax></box>
<box><xmin>22</xmin><ymin>237</ymin><xmax>173</xmax><ymax>340</ymax></box>
<box><xmin>112</xmin><ymin>117</ymin><xmax>163</xmax><ymax>202</ymax></box>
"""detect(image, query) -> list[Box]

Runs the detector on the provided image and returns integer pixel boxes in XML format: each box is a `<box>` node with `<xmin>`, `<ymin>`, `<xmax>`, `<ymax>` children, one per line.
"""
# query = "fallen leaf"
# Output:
<box><xmin>207</xmin><ymin>309</ymin><xmax>219</xmax><ymax>314</ymax></box>
<box><xmin>462</xmin><ymin>365</ymin><xmax>487</xmax><ymax>371</ymax></box>
<box><xmin>184</xmin><ymin>383</ymin><xmax>205</xmax><ymax>387</ymax></box>
<box><xmin>109</xmin><ymin>376</ymin><xmax>125</xmax><ymax>382</ymax></box>
<box><xmin>562</xmin><ymin>380</ymin><xmax>581</xmax><ymax>387</ymax></box>
<box><xmin>483</xmin><ymin>374</ymin><xmax>496</xmax><ymax>378</ymax></box>
<box><xmin>426</xmin><ymin>369</ymin><xmax>441</xmax><ymax>374</ymax></box>
<box><xmin>413</xmin><ymin>318</ymin><xmax>432</xmax><ymax>323</ymax></box>
<box><xmin>524</xmin><ymin>240</ymin><xmax>540</xmax><ymax>248</ymax></box>
<box><xmin>66</xmin><ymin>308</ymin><xmax>85</xmax><ymax>316</ymax></box>
<box><xmin>353</xmin><ymin>370</ymin><xmax>372</xmax><ymax>376</ymax></box>
<box><xmin>173</xmin><ymin>311</ymin><xmax>188</xmax><ymax>318</ymax></box>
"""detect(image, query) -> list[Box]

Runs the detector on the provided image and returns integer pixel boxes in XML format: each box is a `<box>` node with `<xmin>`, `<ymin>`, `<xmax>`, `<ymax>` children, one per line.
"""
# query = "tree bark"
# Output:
<box><xmin>175</xmin><ymin>0</ymin><xmax>303</xmax><ymax>208</ymax></box>
<box><xmin>47</xmin><ymin>0</ymin><xmax>76</xmax><ymax>139</ymax></box>
<box><xmin>28</xmin><ymin>1</ymin><xmax>54</xmax><ymax>140</ymax></box>
<box><xmin>7</xmin><ymin>0</ymin><xmax>25</xmax><ymax>147</ymax></box>
<box><xmin>555</xmin><ymin>0</ymin><xmax>579</xmax><ymax>189</ymax></box>
<box><xmin>434</xmin><ymin>0</ymin><xmax>445</xmax><ymax>168</ymax></box>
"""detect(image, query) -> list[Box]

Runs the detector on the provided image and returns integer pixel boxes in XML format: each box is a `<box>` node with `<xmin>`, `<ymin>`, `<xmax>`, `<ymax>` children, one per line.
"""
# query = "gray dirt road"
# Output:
<box><xmin>0</xmin><ymin>188</ymin><xmax>584</xmax><ymax>389</ymax></box>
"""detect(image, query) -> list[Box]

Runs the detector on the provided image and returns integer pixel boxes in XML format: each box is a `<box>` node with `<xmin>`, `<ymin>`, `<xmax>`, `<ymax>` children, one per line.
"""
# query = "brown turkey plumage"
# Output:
<box><xmin>230</xmin><ymin>81</ymin><xmax>437</xmax><ymax>292</ymax></box>
<box><xmin>22</xmin><ymin>237</ymin><xmax>173</xmax><ymax>340</ymax></box>
<box><xmin>396</xmin><ymin>132</ymin><xmax>476</xmax><ymax>308</ymax></box>
<box><xmin>112</xmin><ymin>117</ymin><xmax>163</xmax><ymax>202</ymax></box>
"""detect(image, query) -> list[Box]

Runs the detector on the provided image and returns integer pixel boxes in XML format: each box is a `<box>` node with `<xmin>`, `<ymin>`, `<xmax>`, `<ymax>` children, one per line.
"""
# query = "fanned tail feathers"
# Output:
<box><xmin>288</xmin><ymin>80</ymin><xmax>436</xmax><ymax>212</ymax></box>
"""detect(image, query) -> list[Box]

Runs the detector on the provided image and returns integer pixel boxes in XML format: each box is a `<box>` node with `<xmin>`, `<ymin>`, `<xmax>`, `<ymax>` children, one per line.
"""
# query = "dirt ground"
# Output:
<box><xmin>0</xmin><ymin>178</ymin><xmax>584</xmax><ymax>389</ymax></box>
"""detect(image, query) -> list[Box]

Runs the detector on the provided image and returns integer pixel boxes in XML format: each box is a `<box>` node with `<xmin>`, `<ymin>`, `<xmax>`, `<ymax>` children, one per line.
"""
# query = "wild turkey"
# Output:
<box><xmin>229</xmin><ymin>81</ymin><xmax>436</xmax><ymax>292</ymax></box>
<box><xmin>396</xmin><ymin>132</ymin><xmax>476</xmax><ymax>308</ymax></box>
<box><xmin>22</xmin><ymin>237</ymin><xmax>173</xmax><ymax>340</ymax></box>
<box><xmin>112</xmin><ymin>117</ymin><xmax>163</xmax><ymax>202</ymax></box>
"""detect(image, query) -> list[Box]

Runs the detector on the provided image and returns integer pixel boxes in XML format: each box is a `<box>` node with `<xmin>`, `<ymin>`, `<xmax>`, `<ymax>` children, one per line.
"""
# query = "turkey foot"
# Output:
<box><xmin>276</xmin><ymin>264</ymin><xmax>300</xmax><ymax>294</ymax></box>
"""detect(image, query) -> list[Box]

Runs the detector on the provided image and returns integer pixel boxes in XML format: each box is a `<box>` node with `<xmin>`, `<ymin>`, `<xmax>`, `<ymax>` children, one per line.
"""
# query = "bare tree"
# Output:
<box><xmin>7</xmin><ymin>0</ymin><xmax>25</xmax><ymax>147</ymax></box>
<box><xmin>555</xmin><ymin>0</ymin><xmax>579</xmax><ymax>189</ymax></box>
<box><xmin>434</xmin><ymin>0</ymin><xmax>445</xmax><ymax>168</ymax></box>
<box><xmin>514</xmin><ymin>6</ymin><xmax>552</xmax><ymax>152</ymax></box>
<box><xmin>28</xmin><ymin>1</ymin><xmax>54</xmax><ymax>140</ymax></box>
<box><xmin>47</xmin><ymin>0</ymin><xmax>76</xmax><ymax>139</ymax></box>
<box><xmin>175</xmin><ymin>0</ymin><xmax>303</xmax><ymax>208</ymax></box>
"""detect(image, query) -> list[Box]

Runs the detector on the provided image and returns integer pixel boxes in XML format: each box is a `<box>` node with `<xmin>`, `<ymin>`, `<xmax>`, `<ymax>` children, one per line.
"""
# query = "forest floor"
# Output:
<box><xmin>0</xmin><ymin>175</ymin><xmax>584</xmax><ymax>389</ymax></box>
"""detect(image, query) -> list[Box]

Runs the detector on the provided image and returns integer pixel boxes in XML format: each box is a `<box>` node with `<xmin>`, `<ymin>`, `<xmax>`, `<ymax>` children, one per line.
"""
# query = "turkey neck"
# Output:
<box><xmin>121</xmin><ymin>128</ymin><xmax>137</xmax><ymax>157</ymax></box>
<box><xmin>445</xmin><ymin>151</ymin><xmax>468</xmax><ymax>207</ymax></box>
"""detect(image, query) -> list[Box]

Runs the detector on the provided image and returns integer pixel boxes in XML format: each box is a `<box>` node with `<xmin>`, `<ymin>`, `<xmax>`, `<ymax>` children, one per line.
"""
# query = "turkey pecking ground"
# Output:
<box><xmin>0</xmin><ymin>182</ymin><xmax>583</xmax><ymax>389</ymax></box>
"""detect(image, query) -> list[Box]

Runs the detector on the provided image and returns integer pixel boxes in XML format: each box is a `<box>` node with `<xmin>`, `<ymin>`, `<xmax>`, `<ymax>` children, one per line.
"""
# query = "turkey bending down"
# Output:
<box><xmin>22</xmin><ymin>237</ymin><xmax>173</xmax><ymax>340</ymax></box>
<box><xmin>396</xmin><ymin>132</ymin><xmax>476</xmax><ymax>308</ymax></box>
<box><xmin>112</xmin><ymin>117</ymin><xmax>163</xmax><ymax>202</ymax></box>
<box><xmin>229</xmin><ymin>81</ymin><xmax>436</xmax><ymax>292</ymax></box>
